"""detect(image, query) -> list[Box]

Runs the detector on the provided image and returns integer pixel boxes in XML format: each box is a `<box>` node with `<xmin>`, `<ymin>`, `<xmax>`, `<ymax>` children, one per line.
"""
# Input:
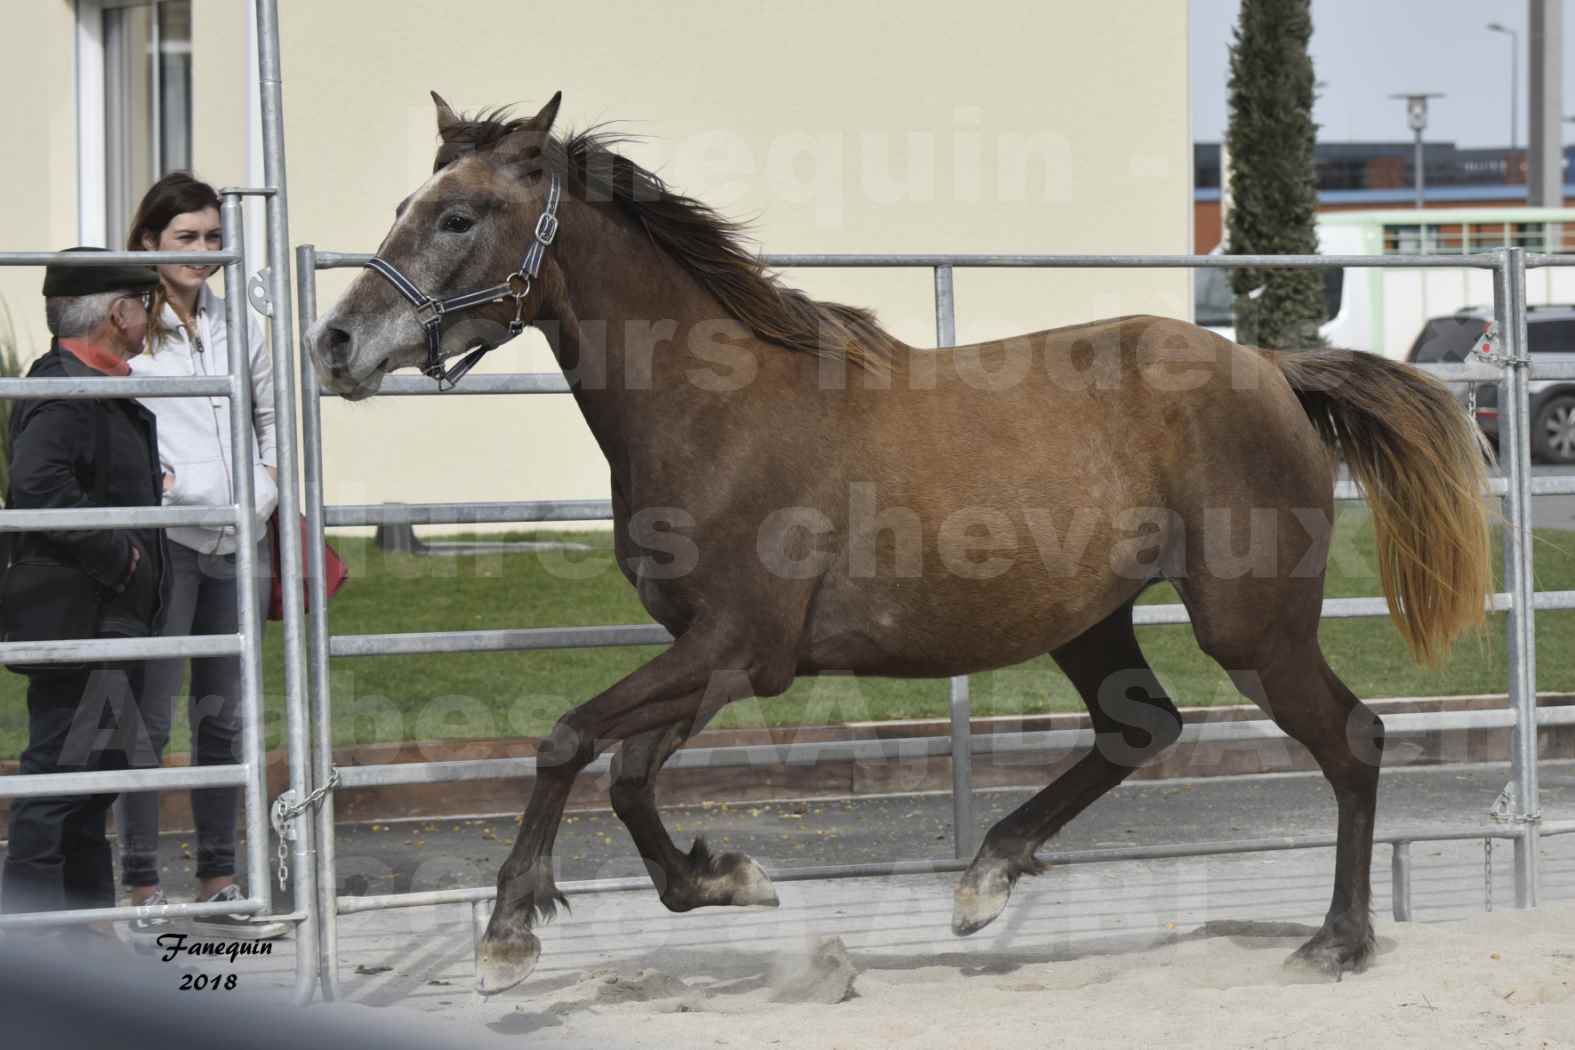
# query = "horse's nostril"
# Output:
<box><xmin>323</xmin><ymin>325</ymin><xmax>354</xmax><ymax>362</ymax></box>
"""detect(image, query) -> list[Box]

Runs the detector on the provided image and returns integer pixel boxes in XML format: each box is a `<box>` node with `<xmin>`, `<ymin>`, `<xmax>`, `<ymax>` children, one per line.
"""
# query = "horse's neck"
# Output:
<box><xmin>539</xmin><ymin>215</ymin><xmax>722</xmax><ymax>490</ymax></box>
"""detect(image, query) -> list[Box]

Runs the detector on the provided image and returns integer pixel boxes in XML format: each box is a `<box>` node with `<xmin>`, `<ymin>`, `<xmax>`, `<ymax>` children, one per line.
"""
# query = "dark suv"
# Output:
<box><xmin>1407</xmin><ymin>306</ymin><xmax>1575</xmax><ymax>464</ymax></box>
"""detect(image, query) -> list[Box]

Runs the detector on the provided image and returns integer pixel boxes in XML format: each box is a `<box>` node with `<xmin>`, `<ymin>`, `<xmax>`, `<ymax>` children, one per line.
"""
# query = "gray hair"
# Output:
<box><xmin>44</xmin><ymin>291</ymin><xmax>125</xmax><ymax>339</ymax></box>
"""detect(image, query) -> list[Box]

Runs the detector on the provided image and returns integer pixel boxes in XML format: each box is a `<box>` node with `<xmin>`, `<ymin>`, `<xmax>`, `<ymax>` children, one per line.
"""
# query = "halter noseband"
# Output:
<box><xmin>364</xmin><ymin>175</ymin><xmax>562</xmax><ymax>390</ymax></box>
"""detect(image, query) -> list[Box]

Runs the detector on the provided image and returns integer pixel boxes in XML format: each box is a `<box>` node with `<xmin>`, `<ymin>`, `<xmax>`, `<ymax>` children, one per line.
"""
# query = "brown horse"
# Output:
<box><xmin>305</xmin><ymin>92</ymin><xmax>1492</xmax><ymax>994</ymax></box>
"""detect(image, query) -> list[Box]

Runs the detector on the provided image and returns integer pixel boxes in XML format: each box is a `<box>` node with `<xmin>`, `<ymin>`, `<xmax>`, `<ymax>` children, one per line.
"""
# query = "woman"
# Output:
<box><xmin>119</xmin><ymin>172</ymin><xmax>286</xmax><ymax>941</ymax></box>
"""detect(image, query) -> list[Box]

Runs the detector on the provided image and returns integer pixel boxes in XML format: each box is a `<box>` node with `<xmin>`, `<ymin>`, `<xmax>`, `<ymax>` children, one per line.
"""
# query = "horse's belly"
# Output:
<box><xmin>801</xmin><ymin>568</ymin><xmax>1137</xmax><ymax>677</ymax></box>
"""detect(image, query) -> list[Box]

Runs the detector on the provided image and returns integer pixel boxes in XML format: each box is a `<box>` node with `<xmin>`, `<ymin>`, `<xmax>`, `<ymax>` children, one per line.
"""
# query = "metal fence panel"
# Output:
<box><xmin>292</xmin><ymin>242</ymin><xmax>1558</xmax><ymax>999</ymax></box>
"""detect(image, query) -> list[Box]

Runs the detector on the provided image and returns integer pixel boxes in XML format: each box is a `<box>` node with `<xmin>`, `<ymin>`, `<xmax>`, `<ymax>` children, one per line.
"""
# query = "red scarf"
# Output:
<box><xmin>59</xmin><ymin>338</ymin><xmax>132</xmax><ymax>377</ymax></box>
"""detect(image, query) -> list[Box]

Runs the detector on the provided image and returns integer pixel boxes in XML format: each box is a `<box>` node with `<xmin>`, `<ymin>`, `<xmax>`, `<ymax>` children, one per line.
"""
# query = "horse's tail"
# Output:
<box><xmin>1271</xmin><ymin>347</ymin><xmax>1492</xmax><ymax>666</ymax></box>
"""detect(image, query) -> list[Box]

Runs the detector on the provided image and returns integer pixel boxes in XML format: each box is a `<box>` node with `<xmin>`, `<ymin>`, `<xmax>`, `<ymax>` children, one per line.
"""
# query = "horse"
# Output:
<box><xmin>304</xmin><ymin>91</ymin><xmax>1493</xmax><ymax>995</ymax></box>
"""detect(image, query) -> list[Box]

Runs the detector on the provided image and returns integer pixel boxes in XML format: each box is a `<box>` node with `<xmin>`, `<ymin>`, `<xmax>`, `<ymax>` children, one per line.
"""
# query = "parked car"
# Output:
<box><xmin>1406</xmin><ymin>305</ymin><xmax>1575</xmax><ymax>464</ymax></box>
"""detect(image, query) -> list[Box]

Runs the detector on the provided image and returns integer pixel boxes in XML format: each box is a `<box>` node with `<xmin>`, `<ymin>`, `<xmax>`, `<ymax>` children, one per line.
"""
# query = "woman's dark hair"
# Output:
<box><xmin>125</xmin><ymin>171</ymin><xmax>222</xmax><ymax>347</ymax></box>
<box><xmin>126</xmin><ymin>171</ymin><xmax>221</xmax><ymax>251</ymax></box>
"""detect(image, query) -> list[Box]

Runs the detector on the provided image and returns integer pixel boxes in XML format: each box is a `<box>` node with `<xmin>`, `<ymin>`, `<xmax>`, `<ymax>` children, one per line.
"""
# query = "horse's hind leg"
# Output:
<box><xmin>1178</xmin><ymin>574</ymin><xmax>1384</xmax><ymax>977</ymax></box>
<box><xmin>609</xmin><ymin>716</ymin><xmax>778</xmax><ymax>911</ymax></box>
<box><xmin>954</xmin><ymin>600</ymin><xmax>1182</xmax><ymax>935</ymax></box>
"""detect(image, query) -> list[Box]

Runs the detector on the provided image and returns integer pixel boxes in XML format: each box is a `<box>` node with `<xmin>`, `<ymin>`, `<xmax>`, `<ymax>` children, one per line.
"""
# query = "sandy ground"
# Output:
<box><xmin>21</xmin><ymin>766</ymin><xmax>1572</xmax><ymax>1047</ymax></box>
<box><xmin>346</xmin><ymin>906</ymin><xmax>1575</xmax><ymax>1050</ymax></box>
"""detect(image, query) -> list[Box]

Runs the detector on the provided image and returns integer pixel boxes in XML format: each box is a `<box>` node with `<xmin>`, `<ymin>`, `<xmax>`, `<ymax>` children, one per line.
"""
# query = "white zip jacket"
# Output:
<box><xmin>130</xmin><ymin>283</ymin><xmax>279</xmax><ymax>555</ymax></box>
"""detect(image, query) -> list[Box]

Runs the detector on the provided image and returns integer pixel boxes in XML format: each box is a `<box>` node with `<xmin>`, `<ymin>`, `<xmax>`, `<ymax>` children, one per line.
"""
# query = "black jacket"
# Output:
<box><xmin>6</xmin><ymin>341</ymin><xmax>170</xmax><ymax>637</ymax></box>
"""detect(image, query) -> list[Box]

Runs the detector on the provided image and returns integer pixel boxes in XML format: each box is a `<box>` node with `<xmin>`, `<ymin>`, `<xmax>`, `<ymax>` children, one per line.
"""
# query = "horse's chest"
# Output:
<box><xmin>612</xmin><ymin>516</ymin><xmax>696</xmax><ymax>635</ymax></box>
<box><xmin>634</xmin><ymin>574</ymin><xmax>694</xmax><ymax>634</ymax></box>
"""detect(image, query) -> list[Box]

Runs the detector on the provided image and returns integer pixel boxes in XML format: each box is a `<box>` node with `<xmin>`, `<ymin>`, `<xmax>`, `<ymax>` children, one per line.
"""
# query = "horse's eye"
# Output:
<box><xmin>441</xmin><ymin>214</ymin><xmax>475</xmax><ymax>234</ymax></box>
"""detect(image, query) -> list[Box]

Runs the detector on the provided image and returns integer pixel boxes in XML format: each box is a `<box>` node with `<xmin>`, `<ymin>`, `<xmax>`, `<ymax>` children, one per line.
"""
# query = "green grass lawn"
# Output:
<box><xmin>3</xmin><ymin>508</ymin><xmax>1572</xmax><ymax>757</ymax></box>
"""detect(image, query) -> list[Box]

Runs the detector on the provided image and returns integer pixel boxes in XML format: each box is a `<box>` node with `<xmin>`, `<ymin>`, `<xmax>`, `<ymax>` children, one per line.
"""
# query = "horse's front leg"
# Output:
<box><xmin>610</xmin><ymin>712</ymin><xmax>779</xmax><ymax>913</ymax></box>
<box><xmin>476</xmin><ymin>632</ymin><xmax>749</xmax><ymax>996</ymax></box>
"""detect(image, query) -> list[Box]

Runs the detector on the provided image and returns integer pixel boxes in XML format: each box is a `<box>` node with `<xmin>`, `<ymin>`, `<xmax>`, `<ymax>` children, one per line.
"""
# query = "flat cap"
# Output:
<box><xmin>42</xmin><ymin>246</ymin><xmax>161</xmax><ymax>298</ymax></box>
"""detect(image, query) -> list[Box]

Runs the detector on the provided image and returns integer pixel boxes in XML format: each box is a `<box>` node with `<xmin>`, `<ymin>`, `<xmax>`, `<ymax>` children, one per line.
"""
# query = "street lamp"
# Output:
<box><xmin>1487</xmin><ymin>22</ymin><xmax>1519</xmax><ymax>153</ymax></box>
<box><xmin>1391</xmin><ymin>93</ymin><xmax>1444</xmax><ymax>208</ymax></box>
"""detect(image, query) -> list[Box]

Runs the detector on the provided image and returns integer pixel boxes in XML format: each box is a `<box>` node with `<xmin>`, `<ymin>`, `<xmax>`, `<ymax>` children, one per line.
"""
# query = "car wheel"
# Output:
<box><xmin>1532</xmin><ymin>394</ymin><xmax>1575</xmax><ymax>464</ymax></box>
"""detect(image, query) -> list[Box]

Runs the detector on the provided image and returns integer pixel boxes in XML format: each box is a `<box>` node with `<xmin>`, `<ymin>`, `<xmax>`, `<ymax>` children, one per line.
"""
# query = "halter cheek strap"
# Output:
<box><xmin>365</xmin><ymin>175</ymin><xmax>562</xmax><ymax>391</ymax></box>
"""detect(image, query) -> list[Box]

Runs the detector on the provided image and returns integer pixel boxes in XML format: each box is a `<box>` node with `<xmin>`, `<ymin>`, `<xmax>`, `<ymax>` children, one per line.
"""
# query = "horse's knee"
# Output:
<box><xmin>538</xmin><ymin>717</ymin><xmax>596</xmax><ymax>773</ymax></box>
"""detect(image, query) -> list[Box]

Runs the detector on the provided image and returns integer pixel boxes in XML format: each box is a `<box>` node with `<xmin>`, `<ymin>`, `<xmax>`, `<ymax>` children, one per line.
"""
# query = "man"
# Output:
<box><xmin>1</xmin><ymin>248</ymin><xmax>170</xmax><ymax>918</ymax></box>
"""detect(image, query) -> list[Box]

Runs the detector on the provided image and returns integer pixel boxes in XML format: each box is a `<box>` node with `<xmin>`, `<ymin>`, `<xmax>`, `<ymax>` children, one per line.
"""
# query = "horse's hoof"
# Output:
<box><xmin>1283</xmin><ymin>930</ymin><xmax>1372</xmax><ymax>980</ymax></box>
<box><xmin>951</xmin><ymin>862</ymin><xmax>1012</xmax><ymax>936</ymax></box>
<box><xmin>665</xmin><ymin>852</ymin><xmax>780</xmax><ymax>911</ymax></box>
<box><xmin>476</xmin><ymin>928</ymin><xmax>541</xmax><ymax>996</ymax></box>
<box><xmin>726</xmin><ymin>855</ymin><xmax>780</xmax><ymax>908</ymax></box>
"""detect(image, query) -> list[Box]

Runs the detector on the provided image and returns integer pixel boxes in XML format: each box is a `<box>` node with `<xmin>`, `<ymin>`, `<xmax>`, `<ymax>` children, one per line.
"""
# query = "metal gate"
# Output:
<box><xmin>0</xmin><ymin>0</ymin><xmax>322</xmax><ymax>1004</ymax></box>
<box><xmin>0</xmin><ymin>200</ymin><xmax>300</xmax><ymax>956</ymax></box>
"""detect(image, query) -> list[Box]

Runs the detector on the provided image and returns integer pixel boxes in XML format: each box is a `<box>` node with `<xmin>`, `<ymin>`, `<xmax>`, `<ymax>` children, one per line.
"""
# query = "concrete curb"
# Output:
<box><xmin>5</xmin><ymin>693</ymin><xmax>1569</xmax><ymax>831</ymax></box>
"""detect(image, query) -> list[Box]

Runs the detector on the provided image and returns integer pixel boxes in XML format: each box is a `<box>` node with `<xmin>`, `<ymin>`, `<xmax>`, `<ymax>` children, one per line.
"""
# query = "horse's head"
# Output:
<box><xmin>305</xmin><ymin>91</ymin><xmax>563</xmax><ymax>399</ymax></box>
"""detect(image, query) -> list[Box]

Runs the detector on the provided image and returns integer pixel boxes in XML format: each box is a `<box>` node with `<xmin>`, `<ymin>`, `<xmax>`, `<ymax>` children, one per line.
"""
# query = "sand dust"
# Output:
<box><xmin>403</xmin><ymin>906</ymin><xmax>1575</xmax><ymax>1049</ymax></box>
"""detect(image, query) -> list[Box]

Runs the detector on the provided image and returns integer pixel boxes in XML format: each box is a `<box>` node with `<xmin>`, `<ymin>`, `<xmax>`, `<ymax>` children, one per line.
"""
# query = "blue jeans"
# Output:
<box><xmin>115</xmin><ymin>539</ymin><xmax>269</xmax><ymax>888</ymax></box>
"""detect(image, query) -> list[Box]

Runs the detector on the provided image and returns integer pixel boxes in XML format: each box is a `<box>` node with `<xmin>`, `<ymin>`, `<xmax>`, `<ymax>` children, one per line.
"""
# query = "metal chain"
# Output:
<box><xmin>1463</xmin><ymin>320</ymin><xmax>1530</xmax><ymax>424</ymax></box>
<box><xmin>1483</xmin><ymin>838</ymin><xmax>1494</xmax><ymax>913</ymax></box>
<box><xmin>1488</xmin><ymin>780</ymin><xmax>1541</xmax><ymax>825</ymax></box>
<box><xmin>269</xmin><ymin>768</ymin><xmax>341</xmax><ymax>893</ymax></box>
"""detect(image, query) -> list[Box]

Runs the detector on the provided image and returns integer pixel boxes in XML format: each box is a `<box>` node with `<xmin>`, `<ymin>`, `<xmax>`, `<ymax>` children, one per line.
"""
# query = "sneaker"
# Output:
<box><xmin>189</xmin><ymin>884</ymin><xmax>291</xmax><ymax>942</ymax></box>
<box><xmin>126</xmin><ymin>888</ymin><xmax>176</xmax><ymax>942</ymax></box>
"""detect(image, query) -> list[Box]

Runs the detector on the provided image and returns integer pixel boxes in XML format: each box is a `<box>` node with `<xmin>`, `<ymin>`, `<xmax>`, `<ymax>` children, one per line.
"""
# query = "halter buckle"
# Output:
<box><xmin>414</xmin><ymin>299</ymin><xmax>445</xmax><ymax>327</ymax></box>
<box><xmin>534</xmin><ymin>211</ymin><xmax>559</xmax><ymax>246</ymax></box>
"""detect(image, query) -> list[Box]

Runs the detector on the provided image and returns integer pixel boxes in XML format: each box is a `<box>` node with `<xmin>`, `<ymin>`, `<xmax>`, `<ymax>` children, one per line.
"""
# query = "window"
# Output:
<box><xmin>1192</xmin><ymin>265</ymin><xmax>1343</xmax><ymax>329</ymax></box>
<box><xmin>1406</xmin><ymin>316</ymin><xmax>1488</xmax><ymax>364</ymax></box>
<box><xmin>100</xmin><ymin>1</ymin><xmax>192</xmax><ymax>244</ymax></box>
<box><xmin>1528</xmin><ymin>318</ymin><xmax>1575</xmax><ymax>355</ymax></box>
<box><xmin>1382</xmin><ymin>220</ymin><xmax>1566</xmax><ymax>255</ymax></box>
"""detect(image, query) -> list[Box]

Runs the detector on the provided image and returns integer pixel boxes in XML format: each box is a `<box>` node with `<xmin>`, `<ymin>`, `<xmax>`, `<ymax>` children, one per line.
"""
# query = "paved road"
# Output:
<box><xmin>321</xmin><ymin>760</ymin><xmax>1575</xmax><ymax>897</ymax></box>
<box><xmin>78</xmin><ymin>759</ymin><xmax>1570</xmax><ymax>908</ymax></box>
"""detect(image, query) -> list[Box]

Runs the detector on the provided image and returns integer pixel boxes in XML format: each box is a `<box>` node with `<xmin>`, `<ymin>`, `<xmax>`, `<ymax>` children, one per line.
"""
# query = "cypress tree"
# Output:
<box><xmin>1226</xmin><ymin>0</ymin><xmax>1328</xmax><ymax>348</ymax></box>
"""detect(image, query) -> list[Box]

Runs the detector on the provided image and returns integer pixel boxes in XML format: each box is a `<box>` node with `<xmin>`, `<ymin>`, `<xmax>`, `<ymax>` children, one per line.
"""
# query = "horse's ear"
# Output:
<box><xmin>431</xmin><ymin>90</ymin><xmax>462</xmax><ymax>139</ymax></box>
<box><xmin>524</xmin><ymin>91</ymin><xmax>562</xmax><ymax>136</ymax></box>
<box><xmin>493</xmin><ymin>91</ymin><xmax>563</xmax><ymax>165</ymax></box>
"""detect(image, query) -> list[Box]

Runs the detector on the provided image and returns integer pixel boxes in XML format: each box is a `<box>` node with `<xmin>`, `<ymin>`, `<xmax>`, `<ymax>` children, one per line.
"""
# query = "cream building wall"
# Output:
<box><xmin>4</xmin><ymin>0</ymin><xmax>1192</xmax><ymax>525</ymax></box>
<box><xmin>0</xmin><ymin>3</ymin><xmax>79</xmax><ymax>359</ymax></box>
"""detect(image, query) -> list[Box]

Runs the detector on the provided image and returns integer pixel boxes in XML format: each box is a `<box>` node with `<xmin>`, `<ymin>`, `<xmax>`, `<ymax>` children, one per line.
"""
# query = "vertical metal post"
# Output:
<box><xmin>1413</xmin><ymin>128</ymin><xmax>1424</xmax><ymax>209</ymax></box>
<box><xmin>1529</xmin><ymin>0</ymin><xmax>1565</xmax><ymax>208</ymax></box>
<box><xmin>254</xmin><ymin>0</ymin><xmax>321</xmax><ymax>1000</ymax></box>
<box><xmin>297</xmin><ymin>246</ymin><xmax>342</xmax><ymax>1000</ymax></box>
<box><xmin>934</xmin><ymin>264</ymin><xmax>974</xmax><ymax>860</ymax></box>
<box><xmin>1494</xmin><ymin>246</ymin><xmax>1541</xmax><ymax>908</ymax></box>
<box><xmin>934</xmin><ymin>263</ymin><xmax>957</xmax><ymax>348</ymax></box>
<box><xmin>1390</xmin><ymin>841</ymin><xmax>1412</xmax><ymax>922</ymax></box>
<box><xmin>471</xmin><ymin>900</ymin><xmax>489</xmax><ymax>975</ymax></box>
<box><xmin>219</xmin><ymin>194</ymin><xmax>272</xmax><ymax>929</ymax></box>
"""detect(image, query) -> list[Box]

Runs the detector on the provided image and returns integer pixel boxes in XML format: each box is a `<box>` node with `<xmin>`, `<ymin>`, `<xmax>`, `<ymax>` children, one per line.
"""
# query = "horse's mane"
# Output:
<box><xmin>435</xmin><ymin>108</ymin><xmax>906</xmax><ymax>373</ymax></box>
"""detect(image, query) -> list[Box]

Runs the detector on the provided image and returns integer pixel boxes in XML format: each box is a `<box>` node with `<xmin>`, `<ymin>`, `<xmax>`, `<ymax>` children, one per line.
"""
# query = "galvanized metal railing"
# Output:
<box><xmin>0</xmin><ymin>1</ymin><xmax>318</xmax><ymax>1002</ymax></box>
<box><xmin>0</xmin><ymin>210</ymin><xmax>282</xmax><ymax>938</ymax></box>
<box><xmin>295</xmin><ymin>244</ymin><xmax>1565</xmax><ymax>996</ymax></box>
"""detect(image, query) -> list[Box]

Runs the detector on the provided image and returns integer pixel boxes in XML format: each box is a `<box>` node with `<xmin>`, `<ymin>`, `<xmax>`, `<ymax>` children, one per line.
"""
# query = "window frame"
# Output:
<box><xmin>74</xmin><ymin>0</ymin><xmax>193</xmax><ymax>247</ymax></box>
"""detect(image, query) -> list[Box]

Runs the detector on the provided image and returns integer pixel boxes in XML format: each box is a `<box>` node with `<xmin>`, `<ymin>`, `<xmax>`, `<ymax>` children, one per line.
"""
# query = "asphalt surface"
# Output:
<box><xmin>64</xmin><ymin>759</ymin><xmax>1571</xmax><ymax>907</ymax></box>
<box><xmin>325</xmin><ymin>760</ymin><xmax>1575</xmax><ymax>894</ymax></box>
